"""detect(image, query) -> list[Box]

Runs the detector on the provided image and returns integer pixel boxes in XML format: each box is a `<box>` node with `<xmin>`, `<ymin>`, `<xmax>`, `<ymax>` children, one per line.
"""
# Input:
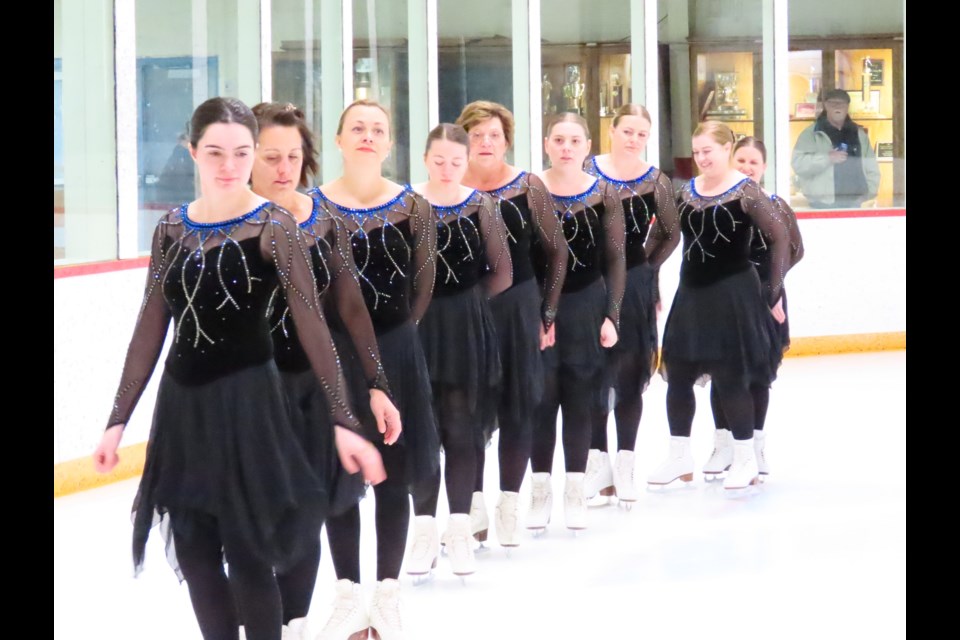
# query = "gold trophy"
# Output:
<box><xmin>562</xmin><ymin>65</ymin><xmax>585</xmax><ymax>115</ymax></box>
<box><xmin>707</xmin><ymin>72</ymin><xmax>747</xmax><ymax>118</ymax></box>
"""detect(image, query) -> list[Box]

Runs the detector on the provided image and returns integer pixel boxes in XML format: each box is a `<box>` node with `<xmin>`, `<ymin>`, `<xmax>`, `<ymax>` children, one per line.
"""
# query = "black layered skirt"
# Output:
<box><xmin>131</xmin><ymin>360</ymin><xmax>328</xmax><ymax>579</ymax></box>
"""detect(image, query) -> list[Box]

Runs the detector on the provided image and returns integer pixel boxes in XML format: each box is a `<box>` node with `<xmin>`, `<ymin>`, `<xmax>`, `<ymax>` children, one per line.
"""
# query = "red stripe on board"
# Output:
<box><xmin>796</xmin><ymin>208</ymin><xmax>905</xmax><ymax>220</ymax></box>
<box><xmin>54</xmin><ymin>257</ymin><xmax>151</xmax><ymax>279</ymax></box>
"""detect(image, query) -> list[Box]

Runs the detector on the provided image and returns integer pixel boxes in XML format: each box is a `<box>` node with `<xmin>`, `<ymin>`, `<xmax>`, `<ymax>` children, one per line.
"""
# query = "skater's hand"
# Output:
<box><xmin>599</xmin><ymin>317</ymin><xmax>619</xmax><ymax>348</ymax></box>
<box><xmin>369</xmin><ymin>388</ymin><xmax>402</xmax><ymax>445</ymax></box>
<box><xmin>656</xmin><ymin>300</ymin><xmax>663</xmax><ymax>316</ymax></box>
<box><xmin>335</xmin><ymin>426</ymin><xmax>387</xmax><ymax>485</ymax></box>
<box><xmin>770</xmin><ymin>297</ymin><xmax>786</xmax><ymax>324</ymax></box>
<box><xmin>93</xmin><ymin>424</ymin><xmax>124</xmax><ymax>473</ymax></box>
<box><xmin>539</xmin><ymin>322</ymin><xmax>556</xmax><ymax>350</ymax></box>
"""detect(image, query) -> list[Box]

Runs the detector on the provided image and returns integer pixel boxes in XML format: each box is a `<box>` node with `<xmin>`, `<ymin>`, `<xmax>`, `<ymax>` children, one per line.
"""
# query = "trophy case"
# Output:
<box><xmin>689</xmin><ymin>40</ymin><xmax>763</xmax><ymax>142</ymax></box>
<box><xmin>541</xmin><ymin>43</ymin><xmax>632</xmax><ymax>157</ymax></box>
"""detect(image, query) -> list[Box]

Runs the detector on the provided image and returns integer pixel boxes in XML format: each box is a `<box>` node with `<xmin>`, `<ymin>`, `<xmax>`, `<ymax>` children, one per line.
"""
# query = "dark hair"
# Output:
<box><xmin>424</xmin><ymin>123</ymin><xmax>469</xmax><ymax>155</ymax></box>
<box><xmin>336</xmin><ymin>99</ymin><xmax>392</xmax><ymax>136</ymax></box>
<box><xmin>612</xmin><ymin>103</ymin><xmax>652</xmax><ymax>128</ymax></box>
<box><xmin>456</xmin><ymin>101</ymin><xmax>516</xmax><ymax>149</ymax></box>
<box><xmin>822</xmin><ymin>89</ymin><xmax>851</xmax><ymax>104</ymax></box>
<box><xmin>545</xmin><ymin>112</ymin><xmax>591</xmax><ymax>138</ymax></box>
<box><xmin>252</xmin><ymin>102</ymin><xmax>319</xmax><ymax>188</ymax></box>
<box><xmin>732</xmin><ymin>136</ymin><xmax>767</xmax><ymax>163</ymax></box>
<box><xmin>189</xmin><ymin>97</ymin><xmax>258</xmax><ymax>148</ymax></box>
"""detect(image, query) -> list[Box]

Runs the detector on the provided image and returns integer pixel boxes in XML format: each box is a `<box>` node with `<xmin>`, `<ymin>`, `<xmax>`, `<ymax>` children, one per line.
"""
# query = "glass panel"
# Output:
<box><xmin>271</xmin><ymin>0</ymin><xmax>324</xmax><ymax>186</ymax></box>
<box><xmin>135</xmin><ymin>0</ymin><xmax>261</xmax><ymax>253</ymax></box>
<box><xmin>656</xmin><ymin>0</ymin><xmax>766</xmax><ymax>185</ymax></box>
<box><xmin>353</xmin><ymin>0</ymin><xmax>410</xmax><ymax>182</ymax></box>
<box><xmin>541</xmin><ymin>0</ymin><xmax>632</xmax><ymax>157</ymax></box>
<box><xmin>55</xmin><ymin>0</ymin><xmax>118</xmax><ymax>264</ymax></box>
<box><xmin>788</xmin><ymin>0</ymin><xmax>904</xmax><ymax>209</ymax></box>
<box><xmin>437</xmin><ymin>0</ymin><xmax>513</xmax><ymax>125</ymax></box>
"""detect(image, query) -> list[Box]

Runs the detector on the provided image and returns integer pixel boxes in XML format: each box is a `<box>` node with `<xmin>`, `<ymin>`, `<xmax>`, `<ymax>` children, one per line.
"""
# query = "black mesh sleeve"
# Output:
<box><xmin>477</xmin><ymin>192</ymin><xmax>513</xmax><ymax>298</ymax></box>
<box><xmin>644</xmin><ymin>170</ymin><xmax>682</xmax><ymax>269</ymax></box>
<box><xmin>600</xmin><ymin>182</ymin><xmax>627</xmax><ymax>329</ymax></box>
<box><xmin>525</xmin><ymin>173</ymin><xmax>568</xmax><ymax>329</ymax></box>
<box><xmin>408</xmin><ymin>192</ymin><xmax>438</xmax><ymax>324</ymax></box>
<box><xmin>106</xmin><ymin>220</ymin><xmax>174</xmax><ymax>429</ymax></box>
<box><xmin>263</xmin><ymin>206</ymin><xmax>362</xmax><ymax>433</ymax></box>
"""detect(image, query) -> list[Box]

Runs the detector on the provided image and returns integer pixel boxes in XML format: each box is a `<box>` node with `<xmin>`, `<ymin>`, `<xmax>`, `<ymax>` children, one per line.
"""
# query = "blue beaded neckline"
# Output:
<box><xmin>180</xmin><ymin>201</ymin><xmax>271</xmax><ymax>229</ymax></box>
<box><xmin>312</xmin><ymin>185</ymin><xmax>411</xmax><ymax>215</ymax></box>
<box><xmin>591</xmin><ymin>156</ymin><xmax>655</xmax><ymax>186</ymax></box>
<box><xmin>432</xmin><ymin>189</ymin><xmax>479</xmax><ymax>216</ymax></box>
<box><xmin>300</xmin><ymin>195</ymin><xmax>321</xmax><ymax>229</ymax></box>
<box><xmin>486</xmin><ymin>171</ymin><xmax>526</xmax><ymax>197</ymax></box>
<box><xmin>550</xmin><ymin>178</ymin><xmax>600</xmax><ymax>202</ymax></box>
<box><xmin>689</xmin><ymin>177</ymin><xmax>749</xmax><ymax>200</ymax></box>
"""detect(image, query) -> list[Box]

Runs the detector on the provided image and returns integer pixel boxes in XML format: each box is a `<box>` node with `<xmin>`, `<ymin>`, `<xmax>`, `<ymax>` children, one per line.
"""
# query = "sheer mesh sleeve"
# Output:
<box><xmin>644</xmin><ymin>170</ymin><xmax>682</xmax><ymax>269</ymax></box>
<box><xmin>601</xmin><ymin>181</ymin><xmax>627</xmax><ymax>329</ymax></box>
<box><xmin>106</xmin><ymin>220</ymin><xmax>174</xmax><ymax>429</ymax></box>
<box><xmin>477</xmin><ymin>192</ymin><xmax>513</xmax><ymax>298</ymax></box>
<box><xmin>525</xmin><ymin>172</ymin><xmax>568</xmax><ymax>329</ymax></box>
<box><xmin>408</xmin><ymin>192</ymin><xmax>438</xmax><ymax>324</ymax></box>
<box><xmin>262</xmin><ymin>206</ymin><xmax>362</xmax><ymax>433</ymax></box>
<box><xmin>741</xmin><ymin>182</ymin><xmax>791</xmax><ymax>306</ymax></box>
<box><xmin>326</xmin><ymin>217</ymin><xmax>391</xmax><ymax>395</ymax></box>
<box><xmin>772</xmin><ymin>194</ymin><xmax>804</xmax><ymax>268</ymax></box>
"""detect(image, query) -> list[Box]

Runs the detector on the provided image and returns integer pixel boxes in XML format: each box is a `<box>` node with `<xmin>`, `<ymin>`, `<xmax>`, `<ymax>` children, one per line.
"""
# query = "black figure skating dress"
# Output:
<box><xmin>417</xmin><ymin>189</ymin><xmax>513</xmax><ymax>448</ymax></box>
<box><xmin>585</xmin><ymin>158</ymin><xmax>680</xmax><ymax>395</ymax></box>
<box><xmin>108</xmin><ymin>202</ymin><xmax>361</xmax><ymax>578</ymax></box>
<box><xmin>748</xmin><ymin>192</ymin><xmax>804</xmax><ymax>353</ymax></box>
<box><xmin>660</xmin><ymin>178</ymin><xmax>792</xmax><ymax>386</ymax></box>
<box><xmin>311</xmin><ymin>186</ymin><xmax>441</xmax><ymax>494</ymax></box>
<box><xmin>483</xmin><ymin>172</ymin><xmax>567</xmax><ymax>426</ymax></box>
<box><xmin>269</xmin><ymin>194</ymin><xmax>392</xmax><ymax>516</ymax></box>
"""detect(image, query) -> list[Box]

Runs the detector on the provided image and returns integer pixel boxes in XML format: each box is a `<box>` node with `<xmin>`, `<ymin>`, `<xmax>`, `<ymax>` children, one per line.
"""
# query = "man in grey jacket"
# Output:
<box><xmin>791</xmin><ymin>89</ymin><xmax>880</xmax><ymax>209</ymax></box>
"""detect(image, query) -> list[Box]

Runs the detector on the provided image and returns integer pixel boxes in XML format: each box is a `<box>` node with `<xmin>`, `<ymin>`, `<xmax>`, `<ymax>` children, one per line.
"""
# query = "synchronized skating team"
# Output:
<box><xmin>93</xmin><ymin>95</ymin><xmax>803</xmax><ymax>640</ymax></box>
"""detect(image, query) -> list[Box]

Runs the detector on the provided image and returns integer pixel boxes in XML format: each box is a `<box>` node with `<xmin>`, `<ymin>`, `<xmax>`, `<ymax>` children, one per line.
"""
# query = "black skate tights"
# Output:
<box><xmin>666</xmin><ymin>364</ymin><xmax>755</xmax><ymax>441</ymax></box>
<box><xmin>275</xmin><ymin>540</ymin><xmax>320</xmax><ymax>624</ymax></box>
<box><xmin>591</xmin><ymin>354</ymin><xmax>645</xmax><ymax>452</ymax></box>
<box><xmin>413</xmin><ymin>385</ymin><xmax>477</xmax><ymax>516</ymax></box>
<box><xmin>709</xmin><ymin>381</ymin><xmax>770</xmax><ymax>433</ymax></box>
<box><xmin>170</xmin><ymin>509</ymin><xmax>281</xmax><ymax>640</ymax></box>
<box><xmin>531</xmin><ymin>365</ymin><xmax>599</xmax><ymax>474</ymax></box>
<box><xmin>325</xmin><ymin>443</ymin><xmax>410</xmax><ymax>582</ymax></box>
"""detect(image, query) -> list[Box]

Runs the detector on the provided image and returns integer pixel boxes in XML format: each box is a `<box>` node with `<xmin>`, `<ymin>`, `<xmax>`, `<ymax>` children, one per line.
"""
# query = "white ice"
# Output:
<box><xmin>54</xmin><ymin>351</ymin><xmax>906</xmax><ymax>640</ymax></box>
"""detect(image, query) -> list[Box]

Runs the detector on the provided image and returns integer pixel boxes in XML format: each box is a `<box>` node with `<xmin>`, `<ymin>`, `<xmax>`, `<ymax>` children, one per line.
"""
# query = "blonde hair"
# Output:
<box><xmin>455</xmin><ymin>101</ymin><xmax>515</xmax><ymax>148</ymax></box>
<box><xmin>545</xmin><ymin>112</ymin><xmax>590</xmax><ymax>139</ymax></box>
<box><xmin>612</xmin><ymin>104</ymin><xmax>652</xmax><ymax>128</ymax></box>
<box><xmin>692</xmin><ymin>121</ymin><xmax>736</xmax><ymax>148</ymax></box>
<box><xmin>336</xmin><ymin>99</ymin><xmax>392</xmax><ymax>136</ymax></box>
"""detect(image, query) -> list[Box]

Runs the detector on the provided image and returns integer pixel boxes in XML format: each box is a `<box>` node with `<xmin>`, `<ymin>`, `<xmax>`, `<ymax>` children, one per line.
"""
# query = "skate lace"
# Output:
<box><xmin>410</xmin><ymin>532</ymin><xmax>432</xmax><ymax>560</ymax></box>
<box><xmin>323</xmin><ymin>594</ymin><xmax>359</xmax><ymax>631</ymax></box>
<box><xmin>531</xmin><ymin>486</ymin><xmax>549</xmax><ymax>511</ymax></box>
<box><xmin>617</xmin><ymin>459</ymin><xmax>634</xmax><ymax>482</ymax></box>
<box><xmin>374</xmin><ymin>591</ymin><xmax>402</xmax><ymax>630</ymax></box>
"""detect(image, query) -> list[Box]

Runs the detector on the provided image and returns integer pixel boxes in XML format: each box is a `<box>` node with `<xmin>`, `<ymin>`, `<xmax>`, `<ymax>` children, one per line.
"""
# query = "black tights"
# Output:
<box><xmin>171</xmin><ymin>510</ymin><xmax>281</xmax><ymax>640</ymax></box>
<box><xmin>414</xmin><ymin>386</ymin><xmax>477</xmax><ymax>516</ymax></box>
<box><xmin>665</xmin><ymin>364</ymin><xmax>755</xmax><ymax>441</ymax></box>
<box><xmin>275</xmin><ymin>540</ymin><xmax>319</xmax><ymax>624</ymax></box>
<box><xmin>472</xmin><ymin>409</ymin><xmax>532</xmax><ymax>494</ymax></box>
<box><xmin>709</xmin><ymin>382</ymin><xmax>770</xmax><ymax>433</ymax></box>
<box><xmin>531</xmin><ymin>366</ymin><xmax>598</xmax><ymax>474</ymax></box>
<box><xmin>325</xmin><ymin>443</ymin><xmax>410</xmax><ymax>583</ymax></box>
<box><xmin>591</xmin><ymin>355</ymin><xmax>646</xmax><ymax>452</ymax></box>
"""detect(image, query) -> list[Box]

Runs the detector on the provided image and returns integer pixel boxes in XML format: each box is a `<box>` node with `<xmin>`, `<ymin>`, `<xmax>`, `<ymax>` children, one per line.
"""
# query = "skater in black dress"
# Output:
<box><xmin>456</xmin><ymin>101</ymin><xmax>568</xmax><ymax>547</ymax></box>
<box><xmin>647</xmin><ymin>121</ymin><xmax>792</xmax><ymax>492</ymax></box>
<box><xmin>250</xmin><ymin>101</ymin><xmax>401</xmax><ymax>638</ymax></box>
<box><xmin>583</xmin><ymin>104</ymin><xmax>680</xmax><ymax>505</ymax></box>
<box><xmin>93</xmin><ymin>97</ymin><xmax>386</xmax><ymax>640</ymax></box>
<box><xmin>528</xmin><ymin>112</ymin><xmax>626</xmax><ymax>532</ymax></box>
<box><xmin>702</xmin><ymin>136</ymin><xmax>804</xmax><ymax>481</ymax></box>
<box><xmin>408</xmin><ymin>123</ymin><xmax>512</xmax><ymax>576</ymax></box>
<box><xmin>308</xmin><ymin>100</ymin><xmax>440</xmax><ymax>640</ymax></box>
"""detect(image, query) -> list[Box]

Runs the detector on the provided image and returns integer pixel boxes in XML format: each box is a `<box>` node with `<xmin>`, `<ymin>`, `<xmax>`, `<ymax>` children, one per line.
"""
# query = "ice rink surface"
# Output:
<box><xmin>54</xmin><ymin>351</ymin><xmax>906</xmax><ymax>639</ymax></box>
